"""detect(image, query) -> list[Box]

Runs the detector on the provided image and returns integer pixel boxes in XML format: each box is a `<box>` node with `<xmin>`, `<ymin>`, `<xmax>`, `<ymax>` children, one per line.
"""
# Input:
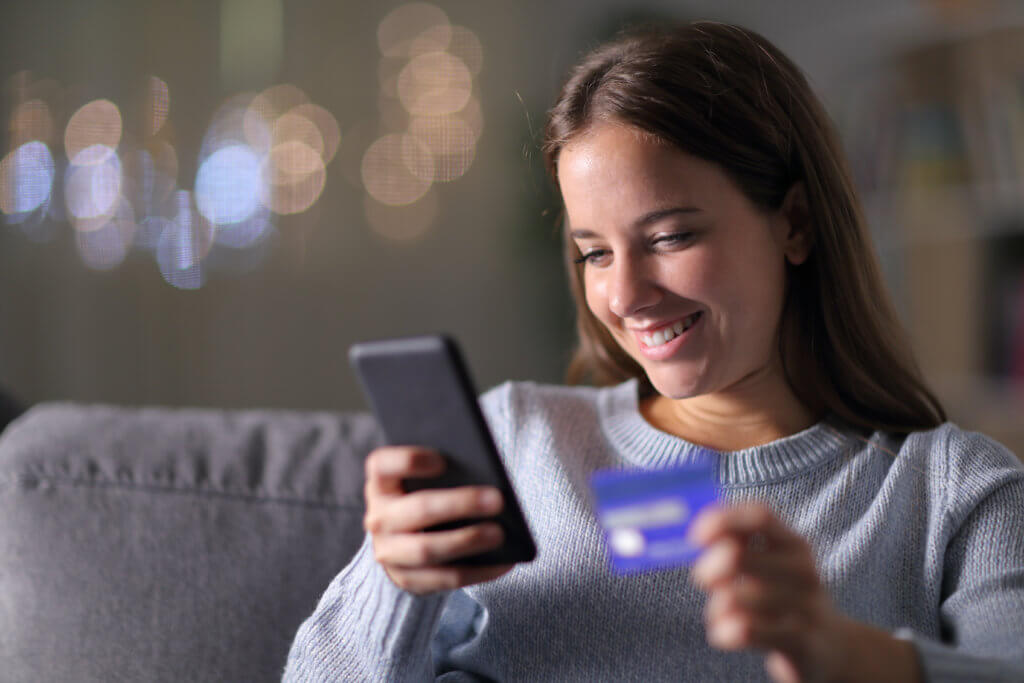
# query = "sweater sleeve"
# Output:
<box><xmin>895</xmin><ymin>432</ymin><xmax>1024</xmax><ymax>682</ymax></box>
<box><xmin>282</xmin><ymin>533</ymin><xmax>452</xmax><ymax>682</ymax></box>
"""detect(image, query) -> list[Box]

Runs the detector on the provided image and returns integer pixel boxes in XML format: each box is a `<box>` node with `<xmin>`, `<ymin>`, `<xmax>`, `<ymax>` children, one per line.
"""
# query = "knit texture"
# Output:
<box><xmin>284</xmin><ymin>380</ymin><xmax>1024</xmax><ymax>682</ymax></box>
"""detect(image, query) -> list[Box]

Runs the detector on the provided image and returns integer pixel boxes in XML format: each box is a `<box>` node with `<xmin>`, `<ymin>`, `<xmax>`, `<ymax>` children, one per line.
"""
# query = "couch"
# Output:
<box><xmin>0</xmin><ymin>402</ymin><xmax>382</xmax><ymax>682</ymax></box>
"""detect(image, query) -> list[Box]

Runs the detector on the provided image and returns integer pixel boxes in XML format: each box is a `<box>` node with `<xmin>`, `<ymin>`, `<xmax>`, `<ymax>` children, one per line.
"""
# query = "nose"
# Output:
<box><xmin>607</xmin><ymin>254</ymin><xmax>659</xmax><ymax>319</ymax></box>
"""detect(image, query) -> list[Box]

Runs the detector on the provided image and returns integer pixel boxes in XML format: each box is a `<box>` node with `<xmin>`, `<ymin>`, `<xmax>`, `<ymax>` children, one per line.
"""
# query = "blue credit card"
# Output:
<box><xmin>590</xmin><ymin>453</ymin><xmax>719</xmax><ymax>574</ymax></box>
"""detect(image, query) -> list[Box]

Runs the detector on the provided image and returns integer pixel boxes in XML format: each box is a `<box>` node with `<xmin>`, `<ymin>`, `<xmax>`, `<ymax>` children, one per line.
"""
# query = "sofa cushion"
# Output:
<box><xmin>0</xmin><ymin>402</ymin><xmax>381</xmax><ymax>683</ymax></box>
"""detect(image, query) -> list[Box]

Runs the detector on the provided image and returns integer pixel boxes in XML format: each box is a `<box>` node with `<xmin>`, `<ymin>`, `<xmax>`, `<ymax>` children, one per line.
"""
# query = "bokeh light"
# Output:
<box><xmin>206</xmin><ymin>95</ymin><xmax>260</xmax><ymax>154</ymax></box>
<box><xmin>263</xmin><ymin>139</ymin><xmax>327</xmax><ymax>214</ymax></box>
<box><xmin>196</xmin><ymin>144</ymin><xmax>263</xmax><ymax>225</ymax></box>
<box><xmin>397</xmin><ymin>51</ymin><xmax>472</xmax><ymax>116</ymax></box>
<box><xmin>250</xmin><ymin>83</ymin><xmax>309</xmax><ymax>121</ymax></box>
<box><xmin>122</xmin><ymin>143</ymin><xmax>177</xmax><ymax>221</ymax></box>
<box><xmin>149</xmin><ymin>140</ymin><xmax>179</xmax><ymax>188</ymax></box>
<box><xmin>408</xmin><ymin>115</ymin><xmax>476</xmax><ymax>181</ymax></box>
<box><xmin>378</xmin><ymin>3</ymin><xmax>450</xmax><ymax>58</ymax></box>
<box><xmin>214</xmin><ymin>207</ymin><xmax>273</xmax><ymax>249</ymax></box>
<box><xmin>241</xmin><ymin>104</ymin><xmax>274</xmax><ymax>155</ymax></box>
<box><xmin>447</xmin><ymin>26</ymin><xmax>483</xmax><ymax>76</ymax></box>
<box><xmin>264</xmin><ymin>164</ymin><xmax>326</xmax><ymax>215</ymax></box>
<box><xmin>361</xmin><ymin>133</ymin><xmax>433</xmax><ymax>205</ymax></box>
<box><xmin>136</xmin><ymin>215</ymin><xmax>172</xmax><ymax>251</ymax></box>
<box><xmin>273</xmin><ymin>111</ymin><xmax>325</xmax><ymax>160</ymax></box>
<box><xmin>0</xmin><ymin>141</ymin><xmax>55</xmax><ymax>218</ymax></box>
<box><xmin>288</xmin><ymin>103</ymin><xmax>340</xmax><ymax>163</ymax></box>
<box><xmin>1</xmin><ymin>9</ymin><xmax>483</xmax><ymax>286</ymax></box>
<box><xmin>267</xmin><ymin>140</ymin><xmax>323</xmax><ymax>179</ymax></box>
<box><xmin>65</xmin><ymin>99</ymin><xmax>123</xmax><ymax>161</ymax></box>
<box><xmin>408</xmin><ymin>24</ymin><xmax>453</xmax><ymax>58</ymax></box>
<box><xmin>75</xmin><ymin>199</ymin><xmax>135</xmax><ymax>270</ymax></box>
<box><xmin>65</xmin><ymin>144</ymin><xmax>122</xmax><ymax>224</ymax></box>
<box><xmin>176</xmin><ymin>82</ymin><xmax>337</xmax><ymax>271</ymax></box>
<box><xmin>368</xmin><ymin>4</ymin><xmax>483</xmax><ymax>231</ymax></box>
<box><xmin>157</xmin><ymin>190</ymin><xmax>212</xmax><ymax>290</ymax></box>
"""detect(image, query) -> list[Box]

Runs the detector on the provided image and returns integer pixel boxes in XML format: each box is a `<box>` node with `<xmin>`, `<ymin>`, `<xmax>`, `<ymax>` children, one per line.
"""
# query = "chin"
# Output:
<box><xmin>644</xmin><ymin>372</ymin><xmax>705</xmax><ymax>400</ymax></box>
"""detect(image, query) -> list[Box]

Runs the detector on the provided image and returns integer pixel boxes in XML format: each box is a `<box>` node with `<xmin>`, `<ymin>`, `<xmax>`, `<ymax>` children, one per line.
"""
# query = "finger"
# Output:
<box><xmin>706</xmin><ymin>609</ymin><xmax>808</xmax><ymax>654</ymax></box>
<box><xmin>688</xmin><ymin>503</ymin><xmax>802</xmax><ymax>551</ymax></box>
<box><xmin>691</xmin><ymin>536</ymin><xmax>744</xmax><ymax>588</ymax></box>
<box><xmin>364</xmin><ymin>447</ymin><xmax>446</xmax><ymax>498</ymax></box>
<box><xmin>764</xmin><ymin>651</ymin><xmax>802</xmax><ymax>683</ymax></box>
<box><xmin>691</xmin><ymin>538</ymin><xmax>818</xmax><ymax>590</ymax></box>
<box><xmin>703</xmin><ymin>577</ymin><xmax>821</xmax><ymax>626</ymax></box>
<box><xmin>374</xmin><ymin>522</ymin><xmax>505</xmax><ymax>568</ymax></box>
<box><xmin>365</xmin><ymin>486</ymin><xmax>503</xmax><ymax>534</ymax></box>
<box><xmin>385</xmin><ymin>563</ymin><xmax>516</xmax><ymax>595</ymax></box>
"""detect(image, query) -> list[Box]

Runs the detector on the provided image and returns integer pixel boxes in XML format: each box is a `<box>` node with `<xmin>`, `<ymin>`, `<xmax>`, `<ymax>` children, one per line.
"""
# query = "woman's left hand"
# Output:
<box><xmin>688</xmin><ymin>502</ymin><xmax>921</xmax><ymax>683</ymax></box>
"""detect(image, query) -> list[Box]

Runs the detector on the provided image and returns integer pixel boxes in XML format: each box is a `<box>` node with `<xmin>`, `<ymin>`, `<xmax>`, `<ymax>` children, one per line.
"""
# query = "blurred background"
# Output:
<box><xmin>2</xmin><ymin>0</ymin><xmax>1024</xmax><ymax>455</ymax></box>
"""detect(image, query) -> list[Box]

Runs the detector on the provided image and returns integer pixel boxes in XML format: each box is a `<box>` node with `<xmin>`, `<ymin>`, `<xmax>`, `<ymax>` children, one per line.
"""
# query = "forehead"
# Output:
<box><xmin>557</xmin><ymin>124</ymin><xmax>734</xmax><ymax>221</ymax></box>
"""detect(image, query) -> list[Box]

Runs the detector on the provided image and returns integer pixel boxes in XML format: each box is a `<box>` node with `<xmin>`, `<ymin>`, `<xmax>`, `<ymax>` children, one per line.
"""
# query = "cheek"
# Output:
<box><xmin>582</xmin><ymin>273</ymin><xmax>609</xmax><ymax>321</ymax></box>
<box><xmin>711</xmin><ymin>231</ymin><xmax>781</xmax><ymax>296</ymax></box>
<box><xmin>660</xmin><ymin>251</ymin><xmax>720</xmax><ymax>303</ymax></box>
<box><xmin>674</xmin><ymin>259</ymin><xmax>716</xmax><ymax>294</ymax></box>
<box><xmin>727</xmin><ymin>258</ymin><xmax>788</xmax><ymax>339</ymax></box>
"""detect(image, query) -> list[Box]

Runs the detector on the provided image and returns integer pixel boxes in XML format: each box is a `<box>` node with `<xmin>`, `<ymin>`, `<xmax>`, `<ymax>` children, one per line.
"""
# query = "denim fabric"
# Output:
<box><xmin>0</xmin><ymin>402</ymin><xmax>380</xmax><ymax>683</ymax></box>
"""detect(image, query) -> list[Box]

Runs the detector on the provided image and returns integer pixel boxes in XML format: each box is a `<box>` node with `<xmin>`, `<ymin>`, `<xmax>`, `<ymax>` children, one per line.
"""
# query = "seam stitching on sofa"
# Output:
<box><xmin>4</xmin><ymin>472</ymin><xmax>365</xmax><ymax>509</ymax></box>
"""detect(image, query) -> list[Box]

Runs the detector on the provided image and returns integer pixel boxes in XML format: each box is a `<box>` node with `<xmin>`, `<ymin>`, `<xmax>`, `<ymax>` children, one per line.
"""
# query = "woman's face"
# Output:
<box><xmin>559</xmin><ymin>123</ymin><xmax>807</xmax><ymax>400</ymax></box>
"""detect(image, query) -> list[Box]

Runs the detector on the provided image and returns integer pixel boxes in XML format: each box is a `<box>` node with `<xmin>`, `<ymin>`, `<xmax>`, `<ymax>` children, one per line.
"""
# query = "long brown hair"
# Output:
<box><xmin>542</xmin><ymin>22</ymin><xmax>946</xmax><ymax>433</ymax></box>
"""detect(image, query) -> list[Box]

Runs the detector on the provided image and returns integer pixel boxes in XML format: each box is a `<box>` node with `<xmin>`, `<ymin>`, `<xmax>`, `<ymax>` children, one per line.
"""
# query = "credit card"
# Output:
<box><xmin>590</xmin><ymin>453</ymin><xmax>719</xmax><ymax>574</ymax></box>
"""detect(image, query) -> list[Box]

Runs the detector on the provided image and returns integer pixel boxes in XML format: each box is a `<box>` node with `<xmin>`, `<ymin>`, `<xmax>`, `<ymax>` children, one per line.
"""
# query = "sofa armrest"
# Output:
<box><xmin>0</xmin><ymin>402</ymin><xmax>381</xmax><ymax>683</ymax></box>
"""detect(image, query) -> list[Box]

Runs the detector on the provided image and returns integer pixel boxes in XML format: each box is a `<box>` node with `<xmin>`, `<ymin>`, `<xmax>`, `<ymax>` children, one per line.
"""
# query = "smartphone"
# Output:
<box><xmin>349</xmin><ymin>334</ymin><xmax>537</xmax><ymax>566</ymax></box>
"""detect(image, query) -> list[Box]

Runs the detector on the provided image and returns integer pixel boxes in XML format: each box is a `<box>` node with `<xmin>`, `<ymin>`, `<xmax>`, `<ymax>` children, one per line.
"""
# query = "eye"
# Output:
<box><xmin>652</xmin><ymin>231</ymin><xmax>695</xmax><ymax>248</ymax></box>
<box><xmin>573</xmin><ymin>248</ymin><xmax>610</xmax><ymax>266</ymax></box>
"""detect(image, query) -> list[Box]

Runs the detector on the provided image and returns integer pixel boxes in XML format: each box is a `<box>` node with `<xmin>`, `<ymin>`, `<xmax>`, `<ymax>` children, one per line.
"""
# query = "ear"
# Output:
<box><xmin>776</xmin><ymin>182</ymin><xmax>813</xmax><ymax>266</ymax></box>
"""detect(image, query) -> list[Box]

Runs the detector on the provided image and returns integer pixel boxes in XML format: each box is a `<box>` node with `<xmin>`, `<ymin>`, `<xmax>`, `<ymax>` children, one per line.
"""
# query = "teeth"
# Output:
<box><xmin>641</xmin><ymin>312</ymin><xmax>701</xmax><ymax>347</ymax></box>
<box><xmin>645</xmin><ymin>327</ymin><xmax>674</xmax><ymax>347</ymax></box>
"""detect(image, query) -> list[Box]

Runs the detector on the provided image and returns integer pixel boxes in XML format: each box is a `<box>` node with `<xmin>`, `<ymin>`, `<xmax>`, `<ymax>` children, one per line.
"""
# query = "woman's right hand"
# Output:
<box><xmin>363</xmin><ymin>446</ymin><xmax>515</xmax><ymax>595</ymax></box>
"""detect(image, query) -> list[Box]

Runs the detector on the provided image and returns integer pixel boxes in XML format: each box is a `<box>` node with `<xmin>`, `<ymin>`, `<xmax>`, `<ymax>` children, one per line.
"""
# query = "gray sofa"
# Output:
<box><xmin>0</xmin><ymin>402</ymin><xmax>382</xmax><ymax>682</ymax></box>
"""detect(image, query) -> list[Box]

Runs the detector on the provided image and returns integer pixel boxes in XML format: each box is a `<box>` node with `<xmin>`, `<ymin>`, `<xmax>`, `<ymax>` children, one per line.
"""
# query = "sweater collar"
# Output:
<box><xmin>598</xmin><ymin>379</ymin><xmax>859</xmax><ymax>487</ymax></box>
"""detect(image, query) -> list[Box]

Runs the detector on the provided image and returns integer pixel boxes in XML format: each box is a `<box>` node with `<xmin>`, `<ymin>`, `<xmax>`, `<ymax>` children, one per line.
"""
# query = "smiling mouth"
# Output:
<box><xmin>638</xmin><ymin>311</ymin><xmax>703</xmax><ymax>348</ymax></box>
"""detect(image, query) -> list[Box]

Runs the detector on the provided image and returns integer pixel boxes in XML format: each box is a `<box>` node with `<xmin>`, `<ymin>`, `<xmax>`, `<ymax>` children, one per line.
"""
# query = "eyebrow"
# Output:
<box><xmin>568</xmin><ymin>206</ymin><xmax>702</xmax><ymax>239</ymax></box>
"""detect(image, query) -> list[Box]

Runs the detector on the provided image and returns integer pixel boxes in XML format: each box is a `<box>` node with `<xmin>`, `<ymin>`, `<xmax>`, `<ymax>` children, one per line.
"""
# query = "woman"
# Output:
<box><xmin>285</xmin><ymin>22</ymin><xmax>1024</xmax><ymax>681</ymax></box>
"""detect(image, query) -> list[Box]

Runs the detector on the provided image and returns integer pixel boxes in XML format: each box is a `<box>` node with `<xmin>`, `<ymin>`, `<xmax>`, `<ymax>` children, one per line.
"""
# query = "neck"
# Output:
<box><xmin>641</xmin><ymin>362</ymin><xmax>821</xmax><ymax>451</ymax></box>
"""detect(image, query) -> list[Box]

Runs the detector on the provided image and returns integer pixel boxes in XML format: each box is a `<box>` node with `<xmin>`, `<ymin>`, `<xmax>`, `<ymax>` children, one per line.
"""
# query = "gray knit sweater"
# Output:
<box><xmin>284</xmin><ymin>380</ymin><xmax>1024</xmax><ymax>682</ymax></box>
